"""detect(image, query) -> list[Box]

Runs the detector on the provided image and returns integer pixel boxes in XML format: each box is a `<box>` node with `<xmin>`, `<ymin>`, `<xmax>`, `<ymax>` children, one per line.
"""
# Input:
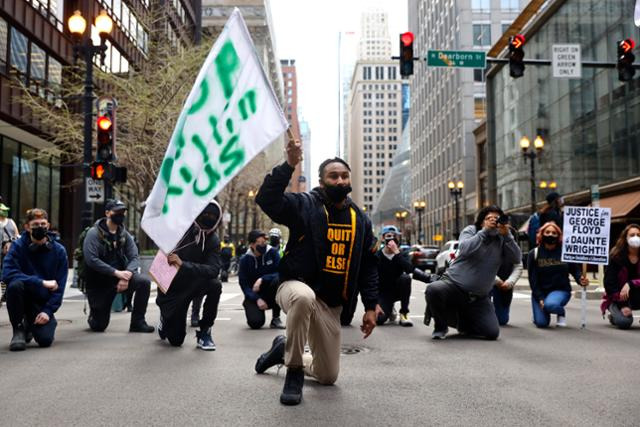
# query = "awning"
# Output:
<box><xmin>594</xmin><ymin>190</ymin><xmax>640</xmax><ymax>218</ymax></box>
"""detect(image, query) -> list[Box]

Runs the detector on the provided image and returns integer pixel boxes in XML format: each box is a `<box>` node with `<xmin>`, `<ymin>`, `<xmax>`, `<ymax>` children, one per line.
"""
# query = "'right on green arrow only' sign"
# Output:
<box><xmin>427</xmin><ymin>50</ymin><xmax>487</xmax><ymax>68</ymax></box>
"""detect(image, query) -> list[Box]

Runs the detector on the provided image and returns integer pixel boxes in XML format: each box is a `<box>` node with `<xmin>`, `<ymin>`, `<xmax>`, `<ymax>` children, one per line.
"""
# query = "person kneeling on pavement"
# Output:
<box><xmin>375</xmin><ymin>225</ymin><xmax>413</xmax><ymax>326</ymax></box>
<box><xmin>238</xmin><ymin>229</ymin><xmax>284</xmax><ymax>329</ymax></box>
<box><xmin>157</xmin><ymin>201</ymin><xmax>223</xmax><ymax>350</ymax></box>
<box><xmin>3</xmin><ymin>208</ymin><xmax>67</xmax><ymax>351</ymax></box>
<box><xmin>424</xmin><ymin>206</ymin><xmax>521</xmax><ymax>340</ymax></box>
<box><xmin>82</xmin><ymin>199</ymin><xmax>154</xmax><ymax>333</ymax></box>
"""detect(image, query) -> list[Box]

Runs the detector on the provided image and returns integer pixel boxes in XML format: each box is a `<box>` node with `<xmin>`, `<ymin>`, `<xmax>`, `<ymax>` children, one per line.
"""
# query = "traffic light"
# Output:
<box><xmin>399</xmin><ymin>32</ymin><xmax>414</xmax><ymax>78</ymax></box>
<box><xmin>96</xmin><ymin>114</ymin><xmax>114</xmax><ymax>161</ymax></box>
<box><xmin>90</xmin><ymin>161</ymin><xmax>109</xmax><ymax>180</ymax></box>
<box><xmin>617</xmin><ymin>38</ymin><xmax>636</xmax><ymax>82</ymax></box>
<box><xmin>508</xmin><ymin>34</ymin><xmax>526</xmax><ymax>78</ymax></box>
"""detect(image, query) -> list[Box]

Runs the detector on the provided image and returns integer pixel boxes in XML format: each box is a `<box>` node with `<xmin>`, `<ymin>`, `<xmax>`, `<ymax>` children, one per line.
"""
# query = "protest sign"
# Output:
<box><xmin>561</xmin><ymin>206</ymin><xmax>611</xmax><ymax>265</ymax></box>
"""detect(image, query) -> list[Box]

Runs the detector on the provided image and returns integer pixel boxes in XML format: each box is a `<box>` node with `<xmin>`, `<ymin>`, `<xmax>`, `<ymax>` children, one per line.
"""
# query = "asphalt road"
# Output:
<box><xmin>1</xmin><ymin>276</ymin><xmax>639</xmax><ymax>426</ymax></box>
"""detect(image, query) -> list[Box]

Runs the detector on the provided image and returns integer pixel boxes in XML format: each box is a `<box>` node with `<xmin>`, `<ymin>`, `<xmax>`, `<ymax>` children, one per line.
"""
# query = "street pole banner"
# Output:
<box><xmin>561</xmin><ymin>206</ymin><xmax>611</xmax><ymax>265</ymax></box>
<box><xmin>141</xmin><ymin>8</ymin><xmax>288</xmax><ymax>254</ymax></box>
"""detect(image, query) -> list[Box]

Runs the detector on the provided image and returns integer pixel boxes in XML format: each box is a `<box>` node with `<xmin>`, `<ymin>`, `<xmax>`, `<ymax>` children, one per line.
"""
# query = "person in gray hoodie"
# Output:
<box><xmin>424</xmin><ymin>205</ymin><xmax>521</xmax><ymax>340</ymax></box>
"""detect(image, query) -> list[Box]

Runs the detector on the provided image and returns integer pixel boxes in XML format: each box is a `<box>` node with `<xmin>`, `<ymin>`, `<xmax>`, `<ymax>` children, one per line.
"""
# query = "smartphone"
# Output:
<box><xmin>497</xmin><ymin>214</ymin><xmax>510</xmax><ymax>225</ymax></box>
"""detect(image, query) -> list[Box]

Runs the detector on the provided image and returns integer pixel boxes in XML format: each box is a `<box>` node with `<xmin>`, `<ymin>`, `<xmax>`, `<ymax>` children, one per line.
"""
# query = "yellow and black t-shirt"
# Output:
<box><xmin>318</xmin><ymin>204</ymin><xmax>356</xmax><ymax>307</ymax></box>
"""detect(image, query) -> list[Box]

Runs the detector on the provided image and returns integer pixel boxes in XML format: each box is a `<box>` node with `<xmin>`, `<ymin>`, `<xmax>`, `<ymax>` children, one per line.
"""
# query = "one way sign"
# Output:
<box><xmin>86</xmin><ymin>178</ymin><xmax>105</xmax><ymax>203</ymax></box>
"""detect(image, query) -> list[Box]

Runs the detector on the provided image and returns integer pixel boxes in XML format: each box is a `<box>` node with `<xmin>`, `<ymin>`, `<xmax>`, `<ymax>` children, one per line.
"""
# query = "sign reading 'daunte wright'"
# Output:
<box><xmin>561</xmin><ymin>206</ymin><xmax>611</xmax><ymax>265</ymax></box>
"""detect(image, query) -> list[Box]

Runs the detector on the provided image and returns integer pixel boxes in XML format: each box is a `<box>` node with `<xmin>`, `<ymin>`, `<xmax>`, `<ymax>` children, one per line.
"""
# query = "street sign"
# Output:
<box><xmin>86</xmin><ymin>178</ymin><xmax>105</xmax><ymax>203</ymax></box>
<box><xmin>552</xmin><ymin>44</ymin><xmax>581</xmax><ymax>78</ymax></box>
<box><xmin>427</xmin><ymin>50</ymin><xmax>486</xmax><ymax>68</ymax></box>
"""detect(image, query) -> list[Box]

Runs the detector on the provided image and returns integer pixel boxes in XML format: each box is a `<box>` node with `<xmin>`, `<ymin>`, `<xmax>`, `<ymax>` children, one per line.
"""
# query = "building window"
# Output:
<box><xmin>10</xmin><ymin>28</ymin><xmax>28</xmax><ymax>79</ymax></box>
<box><xmin>29</xmin><ymin>43</ymin><xmax>46</xmax><ymax>96</ymax></box>
<box><xmin>388</xmin><ymin>66</ymin><xmax>396</xmax><ymax>80</ymax></box>
<box><xmin>472</xmin><ymin>24</ymin><xmax>491</xmax><ymax>47</ymax></box>
<box><xmin>363</xmin><ymin>66</ymin><xmax>371</xmax><ymax>80</ymax></box>
<box><xmin>502</xmin><ymin>23</ymin><xmax>511</xmax><ymax>34</ymax></box>
<box><xmin>0</xmin><ymin>18</ymin><xmax>7</xmax><ymax>74</ymax></box>
<box><xmin>501</xmin><ymin>0</ymin><xmax>519</xmax><ymax>11</ymax></box>
<box><xmin>474</xmin><ymin>95</ymin><xmax>486</xmax><ymax>120</ymax></box>
<box><xmin>472</xmin><ymin>0</ymin><xmax>490</xmax><ymax>12</ymax></box>
<box><xmin>375</xmin><ymin>66</ymin><xmax>384</xmax><ymax>79</ymax></box>
<box><xmin>473</xmin><ymin>69</ymin><xmax>485</xmax><ymax>82</ymax></box>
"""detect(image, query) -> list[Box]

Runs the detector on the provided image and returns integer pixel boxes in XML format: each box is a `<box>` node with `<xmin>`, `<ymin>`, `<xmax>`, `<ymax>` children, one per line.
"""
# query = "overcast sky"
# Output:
<box><xmin>269</xmin><ymin>0</ymin><xmax>408</xmax><ymax>179</ymax></box>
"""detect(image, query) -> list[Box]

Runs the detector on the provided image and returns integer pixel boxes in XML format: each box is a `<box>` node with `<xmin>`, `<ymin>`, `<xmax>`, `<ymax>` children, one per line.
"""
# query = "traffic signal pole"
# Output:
<box><xmin>486</xmin><ymin>58</ymin><xmax>640</xmax><ymax>68</ymax></box>
<box><xmin>81</xmin><ymin>37</ymin><xmax>94</xmax><ymax>230</ymax></box>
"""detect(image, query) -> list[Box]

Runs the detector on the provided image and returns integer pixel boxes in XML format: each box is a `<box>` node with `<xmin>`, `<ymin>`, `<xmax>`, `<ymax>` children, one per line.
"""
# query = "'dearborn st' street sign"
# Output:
<box><xmin>427</xmin><ymin>50</ymin><xmax>487</xmax><ymax>68</ymax></box>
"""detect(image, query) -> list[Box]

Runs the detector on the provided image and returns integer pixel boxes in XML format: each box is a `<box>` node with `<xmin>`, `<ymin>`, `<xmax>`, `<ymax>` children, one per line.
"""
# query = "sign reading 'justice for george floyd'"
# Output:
<box><xmin>561</xmin><ymin>206</ymin><xmax>611</xmax><ymax>265</ymax></box>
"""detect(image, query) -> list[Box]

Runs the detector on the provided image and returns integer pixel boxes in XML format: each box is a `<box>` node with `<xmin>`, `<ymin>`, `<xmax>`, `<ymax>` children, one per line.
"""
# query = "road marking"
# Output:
<box><xmin>220</xmin><ymin>292</ymin><xmax>241</xmax><ymax>302</ymax></box>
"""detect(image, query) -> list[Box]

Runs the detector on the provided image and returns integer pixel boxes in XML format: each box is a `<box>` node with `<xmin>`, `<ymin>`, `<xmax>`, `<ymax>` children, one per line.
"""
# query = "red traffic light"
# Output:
<box><xmin>401</xmin><ymin>32</ymin><xmax>414</xmax><ymax>47</ymax></box>
<box><xmin>97</xmin><ymin>116</ymin><xmax>112</xmax><ymax>131</ymax></box>
<box><xmin>510</xmin><ymin>34</ymin><xmax>525</xmax><ymax>49</ymax></box>
<box><xmin>620</xmin><ymin>38</ymin><xmax>636</xmax><ymax>53</ymax></box>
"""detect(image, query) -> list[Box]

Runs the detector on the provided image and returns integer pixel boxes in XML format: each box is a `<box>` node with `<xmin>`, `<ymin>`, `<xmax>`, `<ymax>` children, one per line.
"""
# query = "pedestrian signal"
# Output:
<box><xmin>617</xmin><ymin>38</ymin><xmax>636</xmax><ymax>82</ymax></box>
<box><xmin>508</xmin><ymin>34</ymin><xmax>526</xmax><ymax>78</ymax></box>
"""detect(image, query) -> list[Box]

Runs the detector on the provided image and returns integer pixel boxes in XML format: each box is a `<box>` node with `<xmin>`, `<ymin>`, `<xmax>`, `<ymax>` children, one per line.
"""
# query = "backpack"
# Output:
<box><xmin>527</xmin><ymin>212</ymin><xmax>541</xmax><ymax>246</ymax></box>
<box><xmin>74</xmin><ymin>225</ymin><xmax>127</xmax><ymax>294</ymax></box>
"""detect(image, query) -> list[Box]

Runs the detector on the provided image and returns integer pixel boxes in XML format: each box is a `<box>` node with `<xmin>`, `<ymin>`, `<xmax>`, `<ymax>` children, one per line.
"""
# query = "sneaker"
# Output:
<box><xmin>431</xmin><ymin>328</ymin><xmax>448</xmax><ymax>340</ymax></box>
<box><xmin>129</xmin><ymin>320</ymin><xmax>155</xmax><ymax>333</ymax></box>
<box><xmin>399</xmin><ymin>313</ymin><xmax>413</xmax><ymax>327</ymax></box>
<box><xmin>270</xmin><ymin>317</ymin><xmax>286</xmax><ymax>329</ymax></box>
<box><xmin>389</xmin><ymin>307</ymin><xmax>398</xmax><ymax>322</ymax></box>
<box><xmin>556</xmin><ymin>315</ymin><xmax>567</xmax><ymax>328</ymax></box>
<box><xmin>10</xmin><ymin>325</ymin><xmax>26</xmax><ymax>351</ymax></box>
<box><xmin>158</xmin><ymin>316</ymin><xmax>166</xmax><ymax>340</ymax></box>
<box><xmin>255</xmin><ymin>334</ymin><xmax>286</xmax><ymax>374</ymax></box>
<box><xmin>196</xmin><ymin>328</ymin><xmax>216</xmax><ymax>351</ymax></box>
<box><xmin>280</xmin><ymin>367</ymin><xmax>304</xmax><ymax>406</ymax></box>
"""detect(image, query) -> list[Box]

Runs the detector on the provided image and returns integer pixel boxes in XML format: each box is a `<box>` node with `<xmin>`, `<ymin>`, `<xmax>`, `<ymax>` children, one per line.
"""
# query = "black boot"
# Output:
<box><xmin>255</xmin><ymin>335</ymin><xmax>285</xmax><ymax>373</ymax></box>
<box><xmin>280</xmin><ymin>367</ymin><xmax>304</xmax><ymax>405</ymax></box>
<box><xmin>129</xmin><ymin>320</ymin><xmax>155</xmax><ymax>333</ymax></box>
<box><xmin>270</xmin><ymin>316</ymin><xmax>285</xmax><ymax>329</ymax></box>
<box><xmin>10</xmin><ymin>323</ymin><xmax>26</xmax><ymax>351</ymax></box>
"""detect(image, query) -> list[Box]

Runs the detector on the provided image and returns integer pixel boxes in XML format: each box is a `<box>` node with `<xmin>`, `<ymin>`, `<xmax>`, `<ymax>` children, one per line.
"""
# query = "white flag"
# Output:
<box><xmin>636</xmin><ymin>0</ymin><xmax>640</xmax><ymax>27</ymax></box>
<box><xmin>141</xmin><ymin>8</ymin><xmax>288</xmax><ymax>254</ymax></box>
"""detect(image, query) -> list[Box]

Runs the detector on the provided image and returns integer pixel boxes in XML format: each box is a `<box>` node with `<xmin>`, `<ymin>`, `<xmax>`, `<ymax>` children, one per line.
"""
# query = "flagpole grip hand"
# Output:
<box><xmin>285</xmin><ymin>127</ymin><xmax>303</xmax><ymax>168</ymax></box>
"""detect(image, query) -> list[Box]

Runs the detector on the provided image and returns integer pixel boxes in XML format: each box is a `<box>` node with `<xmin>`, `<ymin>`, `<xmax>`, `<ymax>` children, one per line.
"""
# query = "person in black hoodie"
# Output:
<box><xmin>156</xmin><ymin>201</ymin><xmax>223</xmax><ymax>350</ymax></box>
<box><xmin>375</xmin><ymin>225</ymin><xmax>413</xmax><ymax>326</ymax></box>
<box><xmin>252</xmin><ymin>133</ymin><xmax>378</xmax><ymax>406</ymax></box>
<box><xmin>238</xmin><ymin>229</ymin><xmax>283</xmax><ymax>329</ymax></box>
<box><xmin>83</xmin><ymin>199</ymin><xmax>154</xmax><ymax>333</ymax></box>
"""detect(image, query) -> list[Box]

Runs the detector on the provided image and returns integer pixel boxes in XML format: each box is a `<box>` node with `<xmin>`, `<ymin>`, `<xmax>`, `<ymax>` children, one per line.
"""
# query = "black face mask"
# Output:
<box><xmin>30</xmin><ymin>226</ymin><xmax>47</xmax><ymax>241</ymax></box>
<box><xmin>256</xmin><ymin>244</ymin><xmax>267</xmax><ymax>255</ymax></box>
<box><xmin>385</xmin><ymin>238</ymin><xmax>399</xmax><ymax>245</ymax></box>
<box><xmin>196</xmin><ymin>214</ymin><xmax>217</xmax><ymax>230</ymax></box>
<box><xmin>324</xmin><ymin>184</ymin><xmax>352</xmax><ymax>203</ymax></box>
<box><xmin>110</xmin><ymin>213</ymin><xmax>126</xmax><ymax>225</ymax></box>
<box><xmin>542</xmin><ymin>235</ymin><xmax>557</xmax><ymax>245</ymax></box>
<box><xmin>269</xmin><ymin>236</ymin><xmax>280</xmax><ymax>247</ymax></box>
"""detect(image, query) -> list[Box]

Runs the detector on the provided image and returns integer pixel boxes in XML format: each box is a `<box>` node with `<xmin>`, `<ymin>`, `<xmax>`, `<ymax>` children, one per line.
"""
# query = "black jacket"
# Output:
<box><xmin>172</xmin><ymin>224</ymin><xmax>221</xmax><ymax>282</ymax></box>
<box><xmin>375</xmin><ymin>249</ymin><xmax>413</xmax><ymax>291</ymax></box>
<box><xmin>256</xmin><ymin>162</ymin><xmax>379</xmax><ymax>311</ymax></box>
<box><xmin>83</xmin><ymin>218</ymin><xmax>139</xmax><ymax>277</ymax></box>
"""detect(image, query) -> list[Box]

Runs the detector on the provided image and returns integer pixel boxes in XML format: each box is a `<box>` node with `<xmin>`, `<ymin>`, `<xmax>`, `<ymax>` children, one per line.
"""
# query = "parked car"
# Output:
<box><xmin>435</xmin><ymin>240</ymin><xmax>459</xmax><ymax>274</ymax></box>
<box><xmin>407</xmin><ymin>245</ymin><xmax>440</xmax><ymax>272</ymax></box>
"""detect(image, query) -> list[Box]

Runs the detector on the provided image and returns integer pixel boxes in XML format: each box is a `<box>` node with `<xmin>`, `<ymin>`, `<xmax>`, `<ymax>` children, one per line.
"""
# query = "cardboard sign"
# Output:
<box><xmin>561</xmin><ymin>206</ymin><xmax>611</xmax><ymax>265</ymax></box>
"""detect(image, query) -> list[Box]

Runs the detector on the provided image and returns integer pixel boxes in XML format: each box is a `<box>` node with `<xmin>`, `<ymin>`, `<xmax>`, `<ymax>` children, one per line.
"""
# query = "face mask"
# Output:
<box><xmin>196</xmin><ymin>215</ymin><xmax>217</xmax><ymax>230</ymax></box>
<box><xmin>385</xmin><ymin>238</ymin><xmax>398</xmax><ymax>245</ymax></box>
<box><xmin>30</xmin><ymin>226</ymin><xmax>47</xmax><ymax>241</ymax></box>
<box><xmin>542</xmin><ymin>235</ymin><xmax>557</xmax><ymax>245</ymax></box>
<box><xmin>256</xmin><ymin>244</ymin><xmax>267</xmax><ymax>255</ymax></box>
<box><xmin>110</xmin><ymin>213</ymin><xmax>126</xmax><ymax>225</ymax></box>
<box><xmin>324</xmin><ymin>184</ymin><xmax>352</xmax><ymax>203</ymax></box>
<box><xmin>627</xmin><ymin>236</ymin><xmax>640</xmax><ymax>248</ymax></box>
<box><xmin>269</xmin><ymin>236</ymin><xmax>280</xmax><ymax>247</ymax></box>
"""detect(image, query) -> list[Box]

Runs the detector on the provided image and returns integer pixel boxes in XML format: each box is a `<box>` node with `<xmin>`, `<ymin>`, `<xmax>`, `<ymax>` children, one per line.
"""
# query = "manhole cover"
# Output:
<box><xmin>340</xmin><ymin>344</ymin><xmax>370</xmax><ymax>355</ymax></box>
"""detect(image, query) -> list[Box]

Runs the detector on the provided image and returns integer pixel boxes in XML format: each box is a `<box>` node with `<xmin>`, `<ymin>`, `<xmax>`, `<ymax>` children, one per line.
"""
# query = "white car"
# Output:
<box><xmin>435</xmin><ymin>240</ymin><xmax>459</xmax><ymax>274</ymax></box>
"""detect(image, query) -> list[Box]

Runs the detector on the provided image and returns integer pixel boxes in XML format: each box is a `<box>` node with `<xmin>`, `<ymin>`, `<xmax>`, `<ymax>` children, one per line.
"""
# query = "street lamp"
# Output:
<box><xmin>448</xmin><ymin>180</ymin><xmax>464</xmax><ymax>239</ymax></box>
<box><xmin>395</xmin><ymin>210</ymin><xmax>409</xmax><ymax>243</ymax></box>
<box><xmin>520</xmin><ymin>135</ymin><xmax>544</xmax><ymax>214</ymax></box>
<box><xmin>68</xmin><ymin>10</ymin><xmax>113</xmax><ymax>229</ymax></box>
<box><xmin>413</xmin><ymin>200</ymin><xmax>426</xmax><ymax>244</ymax></box>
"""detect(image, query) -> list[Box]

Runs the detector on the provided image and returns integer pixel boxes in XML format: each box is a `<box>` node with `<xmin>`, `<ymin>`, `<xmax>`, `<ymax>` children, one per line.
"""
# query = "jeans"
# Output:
<box><xmin>242</xmin><ymin>298</ymin><xmax>281</xmax><ymax>329</ymax></box>
<box><xmin>608</xmin><ymin>304</ymin><xmax>634</xmax><ymax>330</ymax></box>
<box><xmin>490</xmin><ymin>286</ymin><xmax>513</xmax><ymax>326</ymax></box>
<box><xmin>377</xmin><ymin>274</ymin><xmax>412</xmax><ymax>325</ymax></box>
<box><xmin>531</xmin><ymin>290</ymin><xmax>571</xmax><ymax>328</ymax></box>
<box><xmin>5</xmin><ymin>280</ymin><xmax>57</xmax><ymax>347</ymax></box>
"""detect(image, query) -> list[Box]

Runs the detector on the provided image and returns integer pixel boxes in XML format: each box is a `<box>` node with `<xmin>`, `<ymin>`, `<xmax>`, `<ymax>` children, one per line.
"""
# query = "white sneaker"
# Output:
<box><xmin>556</xmin><ymin>315</ymin><xmax>567</xmax><ymax>327</ymax></box>
<box><xmin>389</xmin><ymin>307</ymin><xmax>398</xmax><ymax>323</ymax></box>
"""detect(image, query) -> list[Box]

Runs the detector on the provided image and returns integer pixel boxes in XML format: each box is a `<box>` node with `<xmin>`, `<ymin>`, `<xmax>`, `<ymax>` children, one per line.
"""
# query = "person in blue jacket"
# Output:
<box><xmin>3</xmin><ymin>208</ymin><xmax>68</xmax><ymax>351</ymax></box>
<box><xmin>238</xmin><ymin>229</ymin><xmax>284</xmax><ymax>329</ymax></box>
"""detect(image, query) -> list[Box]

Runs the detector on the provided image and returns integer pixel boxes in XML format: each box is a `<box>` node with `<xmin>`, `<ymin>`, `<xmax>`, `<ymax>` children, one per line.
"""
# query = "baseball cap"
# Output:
<box><xmin>248</xmin><ymin>229</ymin><xmax>267</xmax><ymax>243</ymax></box>
<box><xmin>105</xmin><ymin>199</ymin><xmax>127</xmax><ymax>212</ymax></box>
<box><xmin>546</xmin><ymin>192</ymin><xmax>561</xmax><ymax>204</ymax></box>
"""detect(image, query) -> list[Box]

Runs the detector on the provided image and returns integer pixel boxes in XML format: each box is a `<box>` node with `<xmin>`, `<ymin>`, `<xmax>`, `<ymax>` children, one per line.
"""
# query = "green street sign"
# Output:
<box><xmin>427</xmin><ymin>50</ymin><xmax>486</xmax><ymax>68</ymax></box>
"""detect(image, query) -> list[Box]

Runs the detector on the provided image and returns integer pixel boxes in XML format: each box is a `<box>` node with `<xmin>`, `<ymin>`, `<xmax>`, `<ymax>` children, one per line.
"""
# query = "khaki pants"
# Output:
<box><xmin>276</xmin><ymin>280</ymin><xmax>342</xmax><ymax>385</ymax></box>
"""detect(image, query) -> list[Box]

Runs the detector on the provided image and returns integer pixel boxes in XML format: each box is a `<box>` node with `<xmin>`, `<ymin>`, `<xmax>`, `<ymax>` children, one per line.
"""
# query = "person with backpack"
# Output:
<box><xmin>528</xmin><ymin>192</ymin><xmax>564</xmax><ymax>248</ymax></box>
<box><xmin>424</xmin><ymin>206</ymin><xmax>521</xmax><ymax>340</ymax></box>
<box><xmin>3</xmin><ymin>208</ymin><xmax>67</xmax><ymax>351</ymax></box>
<box><xmin>528</xmin><ymin>221</ymin><xmax>588</xmax><ymax>328</ymax></box>
<box><xmin>82</xmin><ymin>199</ymin><xmax>154</xmax><ymax>333</ymax></box>
<box><xmin>238</xmin><ymin>229</ymin><xmax>284</xmax><ymax>330</ymax></box>
<box><xmin>157</xmin><ymin>200</ymin><xmax>223</xmax><ymax>350</ymax></box>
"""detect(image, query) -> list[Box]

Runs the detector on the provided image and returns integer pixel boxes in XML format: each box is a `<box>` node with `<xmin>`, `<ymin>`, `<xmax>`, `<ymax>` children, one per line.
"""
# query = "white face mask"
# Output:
<box><xmin>627</xmin><ymin>236</ymin><xmax>640</xmax><ymax>248</ymax></box>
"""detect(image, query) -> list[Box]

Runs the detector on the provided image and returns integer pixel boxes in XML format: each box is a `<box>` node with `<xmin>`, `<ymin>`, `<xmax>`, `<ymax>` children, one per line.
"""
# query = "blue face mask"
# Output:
<box><xmin>256</xmin><ymin>244</ymin><xmax>267</xmax><ymax>255</ymax></box>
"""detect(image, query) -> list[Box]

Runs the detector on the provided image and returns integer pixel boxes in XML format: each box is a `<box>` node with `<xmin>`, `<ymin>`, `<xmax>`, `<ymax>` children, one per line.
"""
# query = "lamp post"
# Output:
<box><xmin>448</xmin><ymin>180</ymin><xmax>464</xmax><ymax>239</ymax></box>
<box><xmin>520</xmin><ymin>135</ymin><xmax>544</xmax><ymax>214</ymax></box>
<box><xmin>68</xmin><ymin>10</ymin><xmax>113</xmax><ymax>228</ymax></box>
<box><xmin>395</xmin><ymin>210</ymin><xmax>408</xmax><ymax>243</ymax></box>
<box><xmin>413</xmin><ymin>200</ymin><xmax>426</xmax><ymax>244</ymax></box>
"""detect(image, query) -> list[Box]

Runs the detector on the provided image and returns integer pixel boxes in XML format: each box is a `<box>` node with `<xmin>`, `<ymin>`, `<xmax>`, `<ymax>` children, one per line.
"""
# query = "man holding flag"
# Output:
<box><xmin>253</xmin><ymin>134</ymin><xmax>379</xmax><ymax>406</ymax></box>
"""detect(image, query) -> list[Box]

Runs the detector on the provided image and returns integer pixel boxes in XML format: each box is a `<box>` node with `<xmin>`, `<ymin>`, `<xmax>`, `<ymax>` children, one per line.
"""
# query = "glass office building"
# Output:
<box><xmin>487</xmin><ymin>0</ymin><xmax>640</xmax><ymax>216</ymax></box>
